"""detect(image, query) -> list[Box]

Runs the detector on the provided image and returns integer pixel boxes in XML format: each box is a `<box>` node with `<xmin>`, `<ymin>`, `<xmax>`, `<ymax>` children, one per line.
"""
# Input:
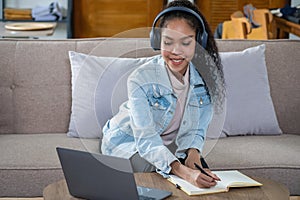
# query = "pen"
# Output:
<box><xmin>194</xmin><ymin>163</ymin><xmax>220</xmax><ymax>181</ymax></box>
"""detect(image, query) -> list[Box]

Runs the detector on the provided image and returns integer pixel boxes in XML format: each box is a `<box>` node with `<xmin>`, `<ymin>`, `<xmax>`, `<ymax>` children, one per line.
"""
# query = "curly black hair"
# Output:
<box><xmin>159</xmin><ymin>0</ymin><xmax>225</xmax><ymax>113</ymax></box>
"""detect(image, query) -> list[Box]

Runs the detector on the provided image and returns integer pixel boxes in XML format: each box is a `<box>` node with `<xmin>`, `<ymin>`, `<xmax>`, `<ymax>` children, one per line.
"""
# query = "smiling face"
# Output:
<box><xmin>161</xmin><ymin>18</ymin><xmax>196</xmax><ymax>75</ymax></box>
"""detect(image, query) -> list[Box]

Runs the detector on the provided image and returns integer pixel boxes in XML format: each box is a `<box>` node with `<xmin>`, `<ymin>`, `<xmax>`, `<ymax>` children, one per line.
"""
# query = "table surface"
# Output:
<box><xmin>273</xmin><ymin>16</ymin><xmax>300</xmax><ymax>38</ymax></box>
<box><xmin>0</xmin><ymin>22</ymin><xmax>68</xmax><ymax>39</ymax></box>
<box><xmin>43</xmin><ymin>172</ymin><xmax>290</xmax><ymax>200</ymax></box>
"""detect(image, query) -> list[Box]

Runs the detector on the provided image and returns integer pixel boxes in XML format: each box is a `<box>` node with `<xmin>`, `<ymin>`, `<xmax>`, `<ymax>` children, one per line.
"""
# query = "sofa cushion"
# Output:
<box><xmin>0</xmin><ymin>133</ymin><xmax>99</xmax><ymax>196</ymax></box>
<box><xmin>203</xmin><ymin>134</ymin><xmax>300</xmax><ymax>195</ymax></box>
<box><xmin>0</xmin><ymin>41</ymin><xmax>75</xmax><ymax>134</ymax></box>
<box><xmin>220</xmin><ymin>44</ymin><xmax>282</xmax><ymax>136</ymax></box>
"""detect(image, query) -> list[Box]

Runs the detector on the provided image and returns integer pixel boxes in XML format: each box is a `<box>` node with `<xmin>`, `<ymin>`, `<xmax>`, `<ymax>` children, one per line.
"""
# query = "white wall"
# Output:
<box><xmin>291</xmin><ymin>0</ymin><xmax>300</xmax><ymax>6</ymax></box>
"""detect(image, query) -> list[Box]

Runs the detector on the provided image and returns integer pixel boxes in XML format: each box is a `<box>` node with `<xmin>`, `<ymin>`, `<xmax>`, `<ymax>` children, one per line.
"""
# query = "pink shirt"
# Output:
<box><xmin>161</xmin><ymin>65</ymin><xmax>190</xmax><ymax>145</ymax></box>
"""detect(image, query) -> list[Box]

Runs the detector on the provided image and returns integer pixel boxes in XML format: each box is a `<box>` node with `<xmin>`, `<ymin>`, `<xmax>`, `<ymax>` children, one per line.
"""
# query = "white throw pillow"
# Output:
<box><xmin>67</xmin><ymin>51</ymin><xmax>155</xmax><ymax>138</ymax></box>
<box><xmin>220</xmin><ymin>44</ymin><xmax>282</xmax><ymax>136</ymax></box>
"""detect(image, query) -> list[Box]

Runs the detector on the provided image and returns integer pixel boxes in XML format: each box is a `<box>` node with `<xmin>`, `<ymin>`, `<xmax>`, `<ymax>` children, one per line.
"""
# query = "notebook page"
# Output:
<box><xmin>213</xmin><ymin>170</ymin><xmax>262</xmax><ymax>187</ymax></box>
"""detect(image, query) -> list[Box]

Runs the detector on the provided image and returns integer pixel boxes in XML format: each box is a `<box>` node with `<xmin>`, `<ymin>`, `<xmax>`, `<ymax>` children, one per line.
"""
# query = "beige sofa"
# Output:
<box><xmin>0</xmin><ymin>38</ymin><xmax>299</xmax><ymax>197</ymax></box>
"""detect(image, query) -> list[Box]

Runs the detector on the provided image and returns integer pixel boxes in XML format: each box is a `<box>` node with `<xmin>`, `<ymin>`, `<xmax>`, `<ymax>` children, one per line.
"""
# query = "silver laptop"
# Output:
<box><xmin>56</xmin><ymin>147</ymin><xmax>172</xmax><ymax>200</ymax></box>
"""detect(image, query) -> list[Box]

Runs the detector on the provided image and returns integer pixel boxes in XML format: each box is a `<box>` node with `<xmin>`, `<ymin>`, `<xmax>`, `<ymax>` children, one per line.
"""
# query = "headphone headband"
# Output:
<box><xmin>150</xmin><ymin>6</ymin><xmax>208</xmax><ymax>50</ymax></box>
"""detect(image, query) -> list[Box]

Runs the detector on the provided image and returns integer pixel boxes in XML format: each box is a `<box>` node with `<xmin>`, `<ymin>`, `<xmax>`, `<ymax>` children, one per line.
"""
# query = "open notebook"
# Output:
<box><xmin>168</xmin><ymin>170</ymin><xmax>262</xmax><ymax>196</ymax></box>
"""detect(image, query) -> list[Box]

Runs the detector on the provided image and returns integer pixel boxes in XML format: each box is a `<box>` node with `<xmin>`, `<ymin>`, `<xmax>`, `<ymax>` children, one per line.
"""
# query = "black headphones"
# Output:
<box><xmin>150</xmin><ymin>6</ymin><xmax>208</xmax><ymax>51</ymax></box>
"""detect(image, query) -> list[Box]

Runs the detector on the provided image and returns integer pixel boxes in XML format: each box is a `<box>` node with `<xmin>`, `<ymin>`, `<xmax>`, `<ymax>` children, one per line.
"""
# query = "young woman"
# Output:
<box><xmin>101</xmin><ymin>0</ymin><xmax>225</xmax><ymax>188</ymax></box>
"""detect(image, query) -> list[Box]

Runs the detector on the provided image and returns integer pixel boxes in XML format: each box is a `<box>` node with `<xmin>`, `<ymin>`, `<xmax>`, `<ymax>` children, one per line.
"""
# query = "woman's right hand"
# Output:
<box><xmin>170</xmin><ymin>161</ymin><xmax>217</xmax><ymax>188</ymax></box>
<box><xmin>188</xmin><ymin>169</ymin><xmax>217</xmax><ymax>188</ymax></box>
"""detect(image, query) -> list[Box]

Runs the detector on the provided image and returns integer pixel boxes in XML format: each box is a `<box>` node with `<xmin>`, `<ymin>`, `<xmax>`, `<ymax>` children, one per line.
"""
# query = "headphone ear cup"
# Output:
<box><xmin>150</xmin><ymin>28</ymin><xmax>161</xmax><ymax>50</ymax></box>
<box><xmin>196</xmin><ymin>30</ymin><xmax>201</xmax><ymax>46</ymax></box>
<box><xmin>196</xmin><ymin>30</ymin><xmax>208</xmax><ymax>49</ymax></box>
<box><xmin>201</xmin><ymin>31</ymin><xmax>208</xmax><ymax>49</ymax></box>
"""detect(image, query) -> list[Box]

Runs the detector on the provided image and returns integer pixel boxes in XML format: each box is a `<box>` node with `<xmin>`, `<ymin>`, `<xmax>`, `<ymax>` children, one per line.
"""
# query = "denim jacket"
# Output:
<box><xmin>101</xmin><ymin>55</ymin><xmax>213</xmax><ymax>176</ymax></box>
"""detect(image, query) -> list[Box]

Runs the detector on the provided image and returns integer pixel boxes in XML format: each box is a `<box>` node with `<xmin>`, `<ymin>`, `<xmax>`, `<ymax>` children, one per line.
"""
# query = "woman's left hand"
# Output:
<box><xmin>185</xmin><ymin>148</ymin><xmax>201</xmax><ymax>169</ymax></box>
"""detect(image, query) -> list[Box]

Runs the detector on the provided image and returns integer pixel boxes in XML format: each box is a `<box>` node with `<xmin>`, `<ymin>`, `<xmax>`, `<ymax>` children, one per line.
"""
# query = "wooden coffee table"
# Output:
<box><xmin>43</xmin><ymin>172</ymin><xmax>289</xmax><ymax>200</ymax></box>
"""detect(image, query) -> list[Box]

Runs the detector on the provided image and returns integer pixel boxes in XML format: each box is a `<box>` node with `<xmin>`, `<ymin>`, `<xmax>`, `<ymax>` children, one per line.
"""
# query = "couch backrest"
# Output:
<box><xmin>0</xmin><ymin>38</ymin><xmax>299</xmax><ymax>135</ymax></box>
